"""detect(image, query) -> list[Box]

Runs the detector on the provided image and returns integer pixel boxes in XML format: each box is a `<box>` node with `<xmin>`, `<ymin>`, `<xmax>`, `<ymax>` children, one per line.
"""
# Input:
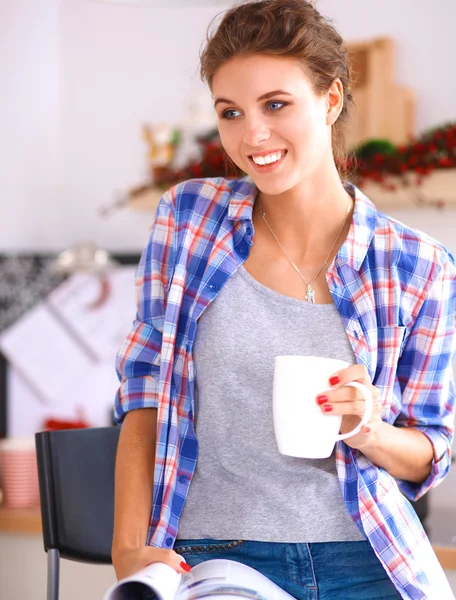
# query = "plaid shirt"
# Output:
<box><xmin>115</xmin><ymin>177</ymin><xmax>456</xmax><ymax>599</ymax></box>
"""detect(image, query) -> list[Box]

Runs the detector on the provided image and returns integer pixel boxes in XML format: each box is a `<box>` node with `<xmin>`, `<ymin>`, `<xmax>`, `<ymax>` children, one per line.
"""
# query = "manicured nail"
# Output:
<box><xmin>180</xmin><ymin>561</ymin><xmax>192</xmax><ymax>572</ymax></box>
<box><xmin>364</xmin><ymin>426</ymin><xmax>371</xmax><ymax>434</ymax></box>
<box><xmin>323</xmin><ymin>404</ymin><xmax>333</xmax><ymax>412</ymax></box>
<box><xmin>329</xmin><ymin>376</ymin><xmax>340</xmax><ymax>386</ymax></box>
<box><xmin>316</xmin><ymin>395</ymin><xmax>328</xmax><ymax>405</ymax></box>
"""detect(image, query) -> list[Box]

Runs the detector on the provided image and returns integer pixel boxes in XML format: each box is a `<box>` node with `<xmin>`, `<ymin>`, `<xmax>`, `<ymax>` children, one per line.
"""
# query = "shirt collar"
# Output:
<box><xmin>227</xmin><ymin>176</ymin><xmax>257</xmax><ymax>221</ymax></box>
<box><xmin>227</xmin><ymin>177</ymin><xmax>378</xmax><ymax>272</ymax></box>
<box><xmin>338</xmin><ymin>182</ymin><xmax>378</xmax><ymax>271</ymax></box>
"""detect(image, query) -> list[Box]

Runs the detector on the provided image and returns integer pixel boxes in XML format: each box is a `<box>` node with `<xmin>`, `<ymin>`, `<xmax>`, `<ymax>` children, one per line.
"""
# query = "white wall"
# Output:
<box><xmin>318</xmin><ymin>0</ymin><xmax>456</xmax><ymax>132</ymax></box>
<box><xmin>0</xmin><ymin>0</ymin><xmax>64</xmax><ymax>250</ymax></box>
<box><xmin>1</xmin><ymin>0</ymin><xmax>455</xmax><ymax>253</ymax></box>
<box><xmin>59</xmin><ymin>1</ymin><xmax>226</xmax><ymax>252</ymax></box>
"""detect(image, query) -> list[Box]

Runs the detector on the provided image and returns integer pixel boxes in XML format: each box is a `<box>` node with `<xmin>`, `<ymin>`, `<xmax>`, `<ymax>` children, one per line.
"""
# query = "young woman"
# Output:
<box><xmin>111</xmin><ymin>1</ymin><xmax>456</xmax><ymax>598</ymax></box>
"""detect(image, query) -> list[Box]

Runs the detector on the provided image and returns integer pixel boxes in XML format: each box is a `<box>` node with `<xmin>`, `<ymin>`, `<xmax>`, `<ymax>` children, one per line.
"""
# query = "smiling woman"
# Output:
<box><xmin>111</xmin><ymin>2</ymin><xmax>456</xmax><ymax>599</ymax></box>
<box><xmin>211</xmin><ymin>54</ymin><xmax>343</xmax><ymax>199</ymax></box>
<box><xmin>201</xmin><ymin>1</ymin><xmax>354</xmax><ymax>169</ymax></box>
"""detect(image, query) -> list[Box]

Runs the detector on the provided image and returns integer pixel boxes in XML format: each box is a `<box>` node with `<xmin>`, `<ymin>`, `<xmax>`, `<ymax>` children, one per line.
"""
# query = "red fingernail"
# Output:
<box><xmin>323</xmin><ymin>404</ymin><xmax>333</xmax><ymax>412</ymax></box>
<box><xmin>329</xmin><ymin>376</ymin><xmax>340</xmax><ymax>386</ymax></box>
<box><xmin>180</xmin><ymin>561</ymin><xmax>192</xmax><ymax>572</ymax></box>
<box><xmin>364</xmin><ymin>426</ymin><xmax>371</xmax><ymax>434</ymax></box>
<box><xmin>316</xmin><ymin>395</ymin><xmax>328</xmax><ymax>405</ymax></box>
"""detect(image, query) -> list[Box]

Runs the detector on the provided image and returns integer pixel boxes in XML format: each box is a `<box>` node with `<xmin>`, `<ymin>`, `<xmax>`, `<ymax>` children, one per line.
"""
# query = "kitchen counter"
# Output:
<box><xmin>0</xmin><ymin>505</ymin><xmax>41</xmax><ymax>534</ymax></box>
<box><xmin>0</xmin><ymin>505</ymin><xmax>454</xmax><ymax>569</ymax></box>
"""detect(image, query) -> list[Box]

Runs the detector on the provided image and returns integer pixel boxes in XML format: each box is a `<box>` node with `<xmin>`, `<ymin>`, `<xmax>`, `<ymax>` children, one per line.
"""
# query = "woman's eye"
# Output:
<box><xmin>221</xmin><ymin>109</ymin><xmax>241</xmax><ymax>120</ymax></box>
<box><xmin>266</xmin><ymin>101</ymin><xmax>287</xmax><ymax>112</ymax></box>
<box><xmin>219</xmin><ymin>101</ymin><xmax>287</xmax><ymax>119</ymax></box>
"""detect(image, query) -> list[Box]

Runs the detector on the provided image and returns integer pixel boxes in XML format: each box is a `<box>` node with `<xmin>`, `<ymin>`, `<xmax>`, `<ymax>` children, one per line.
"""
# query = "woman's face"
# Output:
<box><xmin>212</xmin><ymin>54</ymin><xmax>338</xmax><ymax>196</ymax></box>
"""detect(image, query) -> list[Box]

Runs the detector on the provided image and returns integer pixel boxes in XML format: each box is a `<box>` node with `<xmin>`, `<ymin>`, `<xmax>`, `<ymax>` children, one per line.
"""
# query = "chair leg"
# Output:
<box><xmin>47</xmin><ymin>549</ymin><xmax>60</xmax><ymax>600</ymax></box>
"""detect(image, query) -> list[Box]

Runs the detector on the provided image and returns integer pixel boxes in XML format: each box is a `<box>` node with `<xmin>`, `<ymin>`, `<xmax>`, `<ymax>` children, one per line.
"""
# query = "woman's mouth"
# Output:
<box><xmin>248</xmin><ymin>150</ymin><xmax>287</xmax><ymax>172</ymax></box>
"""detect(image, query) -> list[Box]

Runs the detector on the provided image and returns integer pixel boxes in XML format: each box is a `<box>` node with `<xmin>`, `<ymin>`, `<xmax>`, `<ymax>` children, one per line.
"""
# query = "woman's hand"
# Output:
<box><xmin>112</xmin><ymin>546</ymin><xmax>191</xmax><ymax>581</ymax></box>
<box><xmin>315</xmin><ymin>364</ymin><xmax>383</xmax><ymax>450</ymax></box>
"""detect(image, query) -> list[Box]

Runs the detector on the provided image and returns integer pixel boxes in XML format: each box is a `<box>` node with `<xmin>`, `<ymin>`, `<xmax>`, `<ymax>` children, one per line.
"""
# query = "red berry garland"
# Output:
<box><xmin>347</xmin><ymin>122</ymin><xmax>456</xmax><ymax>190</ymax></box>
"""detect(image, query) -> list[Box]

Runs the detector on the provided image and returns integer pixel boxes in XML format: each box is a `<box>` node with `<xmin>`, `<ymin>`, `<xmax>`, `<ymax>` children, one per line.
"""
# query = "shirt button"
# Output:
<box><xmin>188</xmin><ymin>410</ymin><xmax>193</xmax><ymax>419</ymax></box>
<box><xmin>238</xmin><ymin>242</ymin><xmax>248</xmax><ymax>255</ymax></box>
<box><xmin>179</xmin><ymin>475</ymin><xmax>188</xmax><ymax>484</ymax></box>
<box><xmin>208</xmin><ymin>283</ymin><xmax>220</xmax><ymax>292</ymax></box>
<box><xmin>246</xmin><ymin>226</ymin><xmax>253</xmax><ymax>236</ymax></box>
<box><xmin>165</xmin><ymin>537</ymin><xmax>173</xmax><ymax>547</ymax></box>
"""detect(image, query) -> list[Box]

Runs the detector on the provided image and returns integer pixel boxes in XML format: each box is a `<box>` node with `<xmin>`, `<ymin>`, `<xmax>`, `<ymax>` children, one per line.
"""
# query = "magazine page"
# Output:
<box><xmin>176</xmin><ymin>559</ymin><xmax>296</xmax><ymax>600</ymax></box>
<box><xmin>103</xmin><ymin>559</ymin><xmax>296</xmax><ymax>600</ymax></box>
<box><xmin>103</xmin><ymin>562</ymin><xmax>182</xmax><ymax>600</ymax></box>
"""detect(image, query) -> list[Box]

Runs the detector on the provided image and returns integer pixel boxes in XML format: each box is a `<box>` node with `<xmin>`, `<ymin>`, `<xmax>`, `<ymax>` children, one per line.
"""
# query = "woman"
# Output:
<box><xmin>112</xmin><ymin>1</ymin><xmax>456</xmax><ymax>598</ymax></box>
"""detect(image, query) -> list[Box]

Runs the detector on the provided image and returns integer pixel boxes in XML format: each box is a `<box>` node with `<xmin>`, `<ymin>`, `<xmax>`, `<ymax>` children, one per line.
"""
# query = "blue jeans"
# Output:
<box><xmin>174</xmin><ymin>539</ymin><xmax>402</xmax><ymax>599</ymax></box>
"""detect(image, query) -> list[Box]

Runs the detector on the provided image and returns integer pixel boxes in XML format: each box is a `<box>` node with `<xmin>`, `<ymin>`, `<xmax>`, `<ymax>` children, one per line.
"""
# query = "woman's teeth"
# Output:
<box><xmin>251</xmin><ymin>151</ymin><xmax>285</xmax><ymax>165</ymax></box>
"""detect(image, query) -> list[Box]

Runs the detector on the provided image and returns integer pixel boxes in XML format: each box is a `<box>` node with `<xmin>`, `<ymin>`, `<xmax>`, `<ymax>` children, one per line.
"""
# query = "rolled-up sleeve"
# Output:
<box><xmin>114</xmin><ymin>193</ymin><xmax>175</xmax><ymax>424</ymax></box>
<box><xmin>395</xmin><ymin>254</ymin><xmax>456</xmax><ymax>500</ymax></box>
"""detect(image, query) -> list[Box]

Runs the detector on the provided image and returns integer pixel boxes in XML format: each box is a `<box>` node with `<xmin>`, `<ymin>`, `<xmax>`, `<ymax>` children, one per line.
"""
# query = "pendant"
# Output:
<box><xmin>304</xmin><ymin>284</ymin><xmax>316</xmax><ymax>303</ymax></box>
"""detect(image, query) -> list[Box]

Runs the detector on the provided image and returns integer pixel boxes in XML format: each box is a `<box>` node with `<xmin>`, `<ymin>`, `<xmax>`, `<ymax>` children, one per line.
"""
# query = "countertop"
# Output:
<box><xmin>0</xmin><ymin>505</ymin><xmax>454</xmax><ymax>569</ymax></box>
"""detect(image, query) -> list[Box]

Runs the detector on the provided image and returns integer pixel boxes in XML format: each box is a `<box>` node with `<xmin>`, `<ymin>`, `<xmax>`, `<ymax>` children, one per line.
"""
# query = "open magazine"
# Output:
<box><xmin>104</xmin><ymin>559</ymin><xmax>296</xmax><ymax>600</ymax></box>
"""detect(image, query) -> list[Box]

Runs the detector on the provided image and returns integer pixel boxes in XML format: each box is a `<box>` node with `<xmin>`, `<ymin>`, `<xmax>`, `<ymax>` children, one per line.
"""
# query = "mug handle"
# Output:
<box><xmin>334</xmin><ymin>381</ymin><xmax>374</xmax><ymax>441</ymax></box>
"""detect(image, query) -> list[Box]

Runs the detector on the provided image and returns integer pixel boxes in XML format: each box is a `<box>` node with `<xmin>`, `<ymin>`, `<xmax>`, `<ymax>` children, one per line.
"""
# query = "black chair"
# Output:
<box><xmin>35</xmin><ymin>426</ymin><xmax>120</xmax><ymax>600</ymax></box>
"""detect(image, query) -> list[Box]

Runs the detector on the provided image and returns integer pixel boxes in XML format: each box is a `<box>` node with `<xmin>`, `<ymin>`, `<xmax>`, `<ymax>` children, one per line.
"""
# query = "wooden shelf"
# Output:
<box><xmin>126</xmin><ymin>170</ymin><xmax>456</xmax><ymax>213</ymax></box>
<box><xmin>361</xmin><ymin>169</ymin><xmax>456</xmax><ymax>208</ymax></box>
<box><xmin>434</xmin><ymin>546</ymin><xmax>456</xmax><ymax>571</ymax></box>
<box><xmin>0</xmin><ymin>505</ymin><xmax>42</xmax><ymax>534</ymax></box>
<box><xmin>128</xmin><ymin>188</ymin><xmax>162</xmax><ymax>213</ymax></box>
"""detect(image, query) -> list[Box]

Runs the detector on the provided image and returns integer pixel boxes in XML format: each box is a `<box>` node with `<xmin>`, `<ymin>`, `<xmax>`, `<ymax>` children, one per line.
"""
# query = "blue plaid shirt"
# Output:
<box><xmin>115</xmin><ymin>177</ymin><xmax>456</xmax><ymax>599</ymax></box>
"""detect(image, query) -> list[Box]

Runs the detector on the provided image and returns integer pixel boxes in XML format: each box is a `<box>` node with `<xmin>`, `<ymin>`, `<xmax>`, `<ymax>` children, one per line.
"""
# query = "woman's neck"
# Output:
<box><xmin>254</xmin><ymin>167</ymin><xmax>352</xmax><ymax>262</ymax></box>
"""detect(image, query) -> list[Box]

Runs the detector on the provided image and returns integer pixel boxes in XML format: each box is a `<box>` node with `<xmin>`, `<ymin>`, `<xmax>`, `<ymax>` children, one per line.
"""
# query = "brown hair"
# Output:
<box><xmin>200</xmin><ymin>0</ymin><xmax>354</xmax><ymax>167</ymax></box>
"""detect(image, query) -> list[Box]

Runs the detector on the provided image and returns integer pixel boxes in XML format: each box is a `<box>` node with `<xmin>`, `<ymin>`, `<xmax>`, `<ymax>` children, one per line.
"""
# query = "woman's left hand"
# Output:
<box><xmin>315</xmin><ymin>364</ymin><xmax>383</xmax><ymax>450</ymax></box>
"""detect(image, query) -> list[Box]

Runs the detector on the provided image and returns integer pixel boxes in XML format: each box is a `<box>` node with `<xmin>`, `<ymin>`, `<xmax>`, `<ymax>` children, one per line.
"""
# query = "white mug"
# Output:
<box><xmin>273</xmin><ymin>356</ymin><xmax>373</xmax><ymax>459</ymax></box>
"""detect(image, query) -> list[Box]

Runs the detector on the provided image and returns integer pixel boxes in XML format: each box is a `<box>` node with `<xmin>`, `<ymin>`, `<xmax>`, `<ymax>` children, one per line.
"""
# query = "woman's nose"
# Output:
<box><xmin>242</xmin><ymin>118</ymin><xmax>271</xmax><ymax>147</ymax></box>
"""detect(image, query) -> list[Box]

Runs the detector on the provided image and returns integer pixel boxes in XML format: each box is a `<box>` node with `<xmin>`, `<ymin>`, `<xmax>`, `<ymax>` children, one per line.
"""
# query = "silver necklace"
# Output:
<box><xmin>259</xmin><ymin>197</ymin><xmax>351</xmax><ymax>303</ymax></box>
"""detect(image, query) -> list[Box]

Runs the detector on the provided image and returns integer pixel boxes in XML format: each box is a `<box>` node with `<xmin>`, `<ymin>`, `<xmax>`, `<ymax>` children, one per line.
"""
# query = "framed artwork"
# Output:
<box><xmin>0</xmin><ymin>253</ymin><xmax>141</xmax><ymax>438</ymax></box>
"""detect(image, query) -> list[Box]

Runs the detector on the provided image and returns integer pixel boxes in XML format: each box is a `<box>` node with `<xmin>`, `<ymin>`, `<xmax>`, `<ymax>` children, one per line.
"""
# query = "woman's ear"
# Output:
<box><xmin>326</xmin><ymin>78</ymin><xmax>344</xmax><ymax>126</ymax></box>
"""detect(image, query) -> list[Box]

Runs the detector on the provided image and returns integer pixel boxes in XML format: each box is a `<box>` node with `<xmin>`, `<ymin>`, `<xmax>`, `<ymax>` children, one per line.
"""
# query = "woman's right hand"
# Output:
<box><xmin>112</xmin><ymin>546</ymin><xmax>191</xmax><ymax>581</ymax></box>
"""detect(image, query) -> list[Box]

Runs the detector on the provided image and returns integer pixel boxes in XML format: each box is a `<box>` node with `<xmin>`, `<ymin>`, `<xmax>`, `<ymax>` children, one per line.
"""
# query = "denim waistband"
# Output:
<box><xmin>173</xmin><ymin>539</ymin><xmax>402</xmax><ymax>600</ymax></box>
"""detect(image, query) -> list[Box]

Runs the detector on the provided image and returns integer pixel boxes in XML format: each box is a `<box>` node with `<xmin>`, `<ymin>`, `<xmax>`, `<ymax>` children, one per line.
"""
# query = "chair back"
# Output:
<box><xmin>35</xmin><ymin>426</ymin><xmax>120</xmax><ymax>563</ymax></box>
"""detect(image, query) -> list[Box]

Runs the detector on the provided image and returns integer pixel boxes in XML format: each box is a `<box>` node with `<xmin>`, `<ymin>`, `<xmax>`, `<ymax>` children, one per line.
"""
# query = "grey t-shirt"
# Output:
<box><xmin>177</xmin><ymin>265</ymin><xmax>365</xmax><ymax>542</ymax></box>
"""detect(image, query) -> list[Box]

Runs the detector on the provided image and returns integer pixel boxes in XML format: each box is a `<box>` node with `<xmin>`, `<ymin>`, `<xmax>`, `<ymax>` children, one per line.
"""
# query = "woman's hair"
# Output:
<box><xmin>200</xmin><ymin>0</ymin><xmax>354</xmax><ymax>166</ymax></box>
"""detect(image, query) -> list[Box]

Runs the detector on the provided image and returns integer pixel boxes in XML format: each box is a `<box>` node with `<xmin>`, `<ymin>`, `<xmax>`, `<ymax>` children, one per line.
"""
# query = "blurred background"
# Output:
<box><xmin>0</xmin><ymin>0</ymin><xmax>455</xmax><ymax>597</ymax></box>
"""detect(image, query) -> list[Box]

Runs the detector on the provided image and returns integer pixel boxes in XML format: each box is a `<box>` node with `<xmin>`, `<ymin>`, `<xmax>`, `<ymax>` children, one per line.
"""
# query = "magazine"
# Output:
<box><xmin>103</xmin><ymin>558</ymin><xmax>296</xmax><ymax>600</ymax></box>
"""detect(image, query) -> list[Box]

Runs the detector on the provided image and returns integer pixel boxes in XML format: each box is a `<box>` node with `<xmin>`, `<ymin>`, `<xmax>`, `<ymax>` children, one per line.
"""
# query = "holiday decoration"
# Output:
<box><xmin>348</xmin><ymin>122</ymin><xmax>456</xmax><ymax>189</ymax></box>
<box><xmin>118</xmin><ymin>121</ymin><xmax>456</xmax><ymax>214</ymax></box>
<box><xmin>150</xmin><ymin>128</ymin><xmax>237</xmax><ymax>189</ymax></box>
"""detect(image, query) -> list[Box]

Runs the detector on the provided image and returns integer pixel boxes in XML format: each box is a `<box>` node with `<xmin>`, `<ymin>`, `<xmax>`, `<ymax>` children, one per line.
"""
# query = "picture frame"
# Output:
<box><xmin>0</xmin><ymin>252</ymin><xmax>141</xmax><ymax>439</ymax></box>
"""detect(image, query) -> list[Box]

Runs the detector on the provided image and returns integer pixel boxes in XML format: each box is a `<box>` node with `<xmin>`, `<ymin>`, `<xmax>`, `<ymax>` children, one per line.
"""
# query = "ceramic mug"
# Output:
<box><xmin>0</xmin><ymin>436</ymin><xmax>40</xmax><ymax>508</ymax></box>
<box><xmin>273</xmin><ymin>356</ymin><xmax>373</xmax><ymax>459</ymax></box>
